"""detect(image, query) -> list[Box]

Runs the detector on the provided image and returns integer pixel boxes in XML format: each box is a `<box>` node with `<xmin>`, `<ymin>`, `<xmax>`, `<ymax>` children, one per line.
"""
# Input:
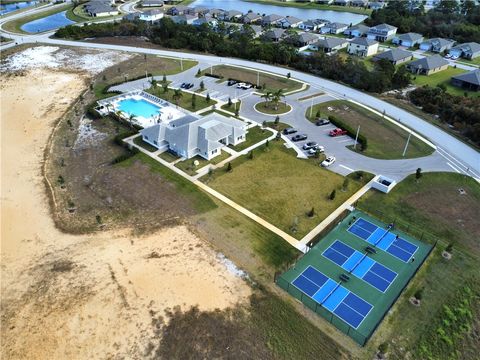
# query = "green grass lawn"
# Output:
<box><xmin>255</xmin><ymin>101</ymin><xmax>292</xmax><ymax>115</ymax></box>
<box><xmin>220</xmin><ymin>100</ymin><xmax>241</xmax><ymax>113</ymax></box>
<box><xmin>175</xmin><ymin>151</ymin><xmax>231</xmax><ymax>176</ymax></box>
<box><xmin>2</xmin><ymin>3</ymin><xmax>74</xmax><ymax>33</ymax></box>
<box><xmin>229</xmin><ymin>126</ymin><xmax>273</xmax><ymax>152</ymax></box>
<box><xmin>412</xmin><ymin>66</ymin><xmax>479</xmax><ymax>97</ymax></box>
<box><xmin>306</xmin><ymin>100</ymin><xmax>434</xmax><ymax>159</ymax></box>
<box><xmin>358</xmin><ymin>172</ymin><xmax>480</xmax><ymax>359</ymax></box>
<box><xmin>146</xmin><ymin>86</ymin><xmax>215</xmax><ymax>112</ymax></box>
<box><xmin>199</xmin><ymin>65</ymin><xmax>304</xmax><ymax>93</ymax></box>
<box><xmin>158</xmin><ymin>151</ymin><xmax>180</xmax><ymax>163</ymax></box>
<box><xmin>133</xmin><ymin>136</ymin><xmax>157</xmax><ymax>152</ymax></box>
<box><xmin>206</xmin><ymin>141</ymin><xmax>366</xmax><ymax>239</ymax></box>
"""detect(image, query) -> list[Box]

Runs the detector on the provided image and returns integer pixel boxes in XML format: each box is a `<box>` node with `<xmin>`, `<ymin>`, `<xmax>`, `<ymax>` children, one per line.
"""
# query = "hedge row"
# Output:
<box><xmin>328</xmin><ymin>115</ymin><xmax>368</xmax><ymax>150</ymax></box>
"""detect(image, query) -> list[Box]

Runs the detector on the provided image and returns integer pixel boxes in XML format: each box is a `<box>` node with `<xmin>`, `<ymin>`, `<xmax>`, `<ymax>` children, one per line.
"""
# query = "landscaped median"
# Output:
<box><xmin>306</xmin><ymin>100</ymin><xmax>434</xmax><ymax>159</ymax></box>
<box><xmin>254</xmin><ymin>101</ymin><xmax>292</xmax><ymax>115</ymax></box>
<box><xmin>203</xmin><ymin>140</ymin><xmax>372</xmax><ymax>239</ymax></box>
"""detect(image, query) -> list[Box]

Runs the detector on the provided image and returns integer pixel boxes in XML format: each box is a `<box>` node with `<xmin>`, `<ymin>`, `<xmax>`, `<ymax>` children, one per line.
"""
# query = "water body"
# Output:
<box><xmin>20</xmin><ymin>10</ymin><xmax>74</xmax><ymax>33</ymax></box>
<box><xmin>189</xmin><ymin>0</ymin><xmax>367</xmax><ymax>25</ymax></box>
<box><xmin>0</xmin><ymin>1</ymin><xmax>38</xmax><ymax>16</ymax></box>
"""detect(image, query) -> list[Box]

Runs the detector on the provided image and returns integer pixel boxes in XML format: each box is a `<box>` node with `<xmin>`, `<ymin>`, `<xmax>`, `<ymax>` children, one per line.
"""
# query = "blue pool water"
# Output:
<box><xmin>0</xmin><ymin>1</ymin><xmax>38</xmax><ymax>16</ymax></box>
<box><xmin>117</xmin><ymin>98</ymin><xmax>162</xmax><ymax>118</ymax></box>
<box><xmin>20</xmin><ymin>10</ymin><xmax>74</xmax><ymax>33</ymax></box>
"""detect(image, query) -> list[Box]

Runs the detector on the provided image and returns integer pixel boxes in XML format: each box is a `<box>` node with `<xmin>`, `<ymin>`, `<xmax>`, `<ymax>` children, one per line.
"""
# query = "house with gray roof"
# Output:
<box><xmin>320</xmin><ymin>22</ymin><xmax>348</xmax><ymax>35</ymax></box>
<box><xmin>367</xmin><ymin>23</ymin><xmax>397</xmax><ymax>42</ymax></box>
<box><xmin>280</xmin><ymin>16</ymin><xmax>303</xmax><ymax>28</ymax></box>
<box><xmin>309</xmin><ymin>37</ymin><xmax>348</xmax><ymax>54</ymax></box>
<box><xmin>392</xmin><ymin>32</ymin><xmax>424</xmax><ymax>48</ymax></box>
<box><xmin>407</xmin><ymin>55</ymin><xmax>449</xmax><ymax>75</ymax></box>
<box><xmin>419</xmin><ymin>38</ymin><xmax>455</xmax><ymax>53</ymax></box>
<box><xmin>241</xmin><ymin>24</ymin><xmax>263</xmax><ymax>38</ymax></box>
<box><xmin>140</xmin><ymin>113</ymin><xmax>247</xmax><ymax>160</ymax></box>
<box><xmin>369</xmin><ymin>1</ymin><xmax>386</xmax><ymax>10</ymax></box>
<box><xmin>334</xmin><ymin>0</ymin><xmax>351</xmax><ymax>5</ymax></box>
<box><xmin>139</xmin><ymin>9</ymin><xmax>163</xmax><ymax>22</ymax></box>
<box><xmin>347</xmin><ymin>37</ymin><xmax>379</xmax><ymax>57</ymax></box>
<box><xmin>84</xmin><ymin>0</ymin><xmax>118</xmax><ymax>17</ymax></box>
<box><xmin>298</xmin><ymin>19</ymin><xmax>328</xmax><ymax>31</ymax></box>
<box><xmin>373</xmin><ymin>48</ymin><xmax>413</xmax><ymax>65</ymax></box>
<box><xmin>344</xmin><ymin>24</ymin><xmax>370</xmax><ymax>38</ymax></box>
<box><xmin>170</xmin><ymin>14</ymin><xmax>197</xmax><ymax>24</ymax></box>
<box><xmin>242</xmin><ymin>12</ymin><xmax>262</xmax><ymax>24</ymax></box>
<box><xmin>141</xmin><ymin>0</ymin><xmax>163</xmax><ymax>7</ymax></box>
<box><xmin>288</xmin><ymin>32</ymin><xmax>319</xmax><ymax>47</ymax></box>
<box><xmin>262</xmin><ymin>28</ymin><xmax>286</xmax><ymax>42</ymax></box>
<box><xmin>261</xmin><ymin>14</ymin><xmax>285</xmax><ymax>26</ymax></box>
<box><xmin>218</xmin><ymin>9</ymin><xmax>243</xmax><ymax>21</ymax></box>
<box><xmin>451</xmin><ymin>69</ymin><xmax>480</xmax><ymax>91</ymax></box>
<box><xmin>166</xmin><ymin>5</ymin><xmax>189</xmax><ymax>15</ymax></box>
<box><xmin>207</xmin><ymin>8</ymin><xmax>223</xmax><ymax>18</ymax></box>
<box><xmin>351</xmin><ymin>0</ymin><xmax>368</xmax><ymax>6</ymax></box>
<box><xmin>449</xmin><ymin>42</ymin><xmax>480</xmax><ymax>60</ymax></box>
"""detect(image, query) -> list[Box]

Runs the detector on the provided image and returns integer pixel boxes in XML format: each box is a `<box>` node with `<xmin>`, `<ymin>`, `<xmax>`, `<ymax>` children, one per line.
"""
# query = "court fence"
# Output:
<box><xmin>275</xmin><ymin>276</ymin><xmax>369</xmax><ymax>346</ymax></box>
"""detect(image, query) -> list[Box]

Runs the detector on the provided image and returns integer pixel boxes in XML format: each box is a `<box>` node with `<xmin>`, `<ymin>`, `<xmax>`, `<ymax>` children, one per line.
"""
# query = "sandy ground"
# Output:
<box><xmin>0</xmin><ymin>56</ymin><xmax>251</xmax><ymax>359</ymax></box>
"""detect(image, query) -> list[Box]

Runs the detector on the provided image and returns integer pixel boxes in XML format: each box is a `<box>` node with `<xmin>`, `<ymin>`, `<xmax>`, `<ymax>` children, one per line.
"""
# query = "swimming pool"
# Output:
<box><xmin>117</xmin><ymin>98</ymin><xmax>162</xmax><ymax>119</ymax></box>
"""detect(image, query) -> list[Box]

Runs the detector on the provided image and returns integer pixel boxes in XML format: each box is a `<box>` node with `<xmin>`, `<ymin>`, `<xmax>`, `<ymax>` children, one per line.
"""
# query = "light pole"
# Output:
<box><xmin>402</xmin><ymin>132</ymin><xmax>412</xmax><ymax>157</ymax></box>
<box><xmin>310</xmin><ymin>96</ymin><xmax>314</xmax><ymax>119</ymax></box>
<box><xmin>257</xmin><ymin>71</ymin><xmax>260</xmax><ymax>87</ymax></box>
<box><xmin>354</xmin><ymin>125</ymin><xmax>360</xmax><ymax>150</ymax></box>
<box><xmin>180</xmin><ymin>58</ymin><xmax>183</xmax><ymax>71</ymax></box>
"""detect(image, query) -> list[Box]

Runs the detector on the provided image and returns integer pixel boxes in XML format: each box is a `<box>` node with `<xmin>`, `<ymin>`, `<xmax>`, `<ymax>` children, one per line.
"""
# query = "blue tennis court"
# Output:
<box><xmin>292</xmin><ymin>265</ymin><xmax>373</xmax><ymax>328</ymax></box>
<box><xmin>322</xmin><ymin>240</ymin><xmax>397</xmax><ymax>292</ymax></box>
<box><xmin>348</xmin><ymin>218</ymin><xmax>418</xmax><ymax>262</ymax></box>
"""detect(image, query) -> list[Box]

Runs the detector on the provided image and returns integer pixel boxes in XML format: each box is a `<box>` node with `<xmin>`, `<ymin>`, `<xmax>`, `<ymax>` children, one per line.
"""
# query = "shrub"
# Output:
<box><xmin>445</xmin><ymin>243</ymin><xmax>453</xmax><ymax>253</ymax></box>
<box><xmin>416</xmin><ymin>167</ymin><xmax>422</xmax><ymax>180</ymax></box>
<box><xmin>378</xmin><ymin>342</ymin><xmax>389</xmax><ymax>354</ymax></box>
<box><xmin>227</xmin><ymin>162</ymin><xmax>232</xmax><ymax>172</ymax></box>
<box><xmin>414</xmin><ymin>288</ymin><xmax>423</xmax><ymax>301</ymax></box>
<box><xmin>308</xmin><ymin>207</ymin><xmax>315</xmax><ymax>217</ymax></box>
<box><xmin>329</xmin><ymin>190</ymin><xmax>336</xmax><ymax>200</ymax></box>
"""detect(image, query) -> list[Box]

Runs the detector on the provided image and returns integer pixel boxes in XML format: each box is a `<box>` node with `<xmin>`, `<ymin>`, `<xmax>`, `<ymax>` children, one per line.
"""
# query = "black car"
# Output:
<box><xmin>283</xmin><ymin>128</ymin><xmax>297</xmax><ymax>135</ymax></box>
<box><xmin>315</xmin><ymin>118</ymin><xmax>330</xmax><ymax>126</ymax></box>
<box><xmin>227</xmin><ymin>80</ymin><xmax>237</xmax><ymax>86</ymax></box>
<box><xmin>292</xmin><ymin>134</ymin><xmax>308</xmax><ymax>142</ymax></box>
<box><xmin>303</xmin><ymin>141</ymin><xmax>318</xmax><ymax>150</ymax></box>
<box><xmin>186</xmin><ymin>83</ymin><xmax>194</xmax><ymax>89</ymax></box>
<box><xmin>180</xmin><ymin>83</ymin><xmax>186</xmax><ymax>88</ymax></box>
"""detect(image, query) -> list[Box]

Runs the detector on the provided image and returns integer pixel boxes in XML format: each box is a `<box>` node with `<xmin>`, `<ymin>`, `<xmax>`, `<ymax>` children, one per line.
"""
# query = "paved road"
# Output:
<box><xmin>1</xmin><ymin>26</ymin><xmax>478</xmax><ymax>179</ymax></box>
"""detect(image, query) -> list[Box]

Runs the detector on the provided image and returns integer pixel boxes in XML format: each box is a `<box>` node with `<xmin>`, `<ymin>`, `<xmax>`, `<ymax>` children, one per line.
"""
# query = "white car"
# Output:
<box><xmin>451</xmin><ymin>55</ymin><xmax>459</xmax><ymax>60</ymax></box>
<box><xmin>307</xmin><ymin>146</ymin><xmax>325</xmax><ymax>156</ymax></box>
<box><xmin>321</xmin><ymin>156</ymin><xmax>336</xmax><ymax>167</ymax></box>
<box><xmin>444</xmin><ymin>53</ymin><xmax>452</xmax><ymax>59</ymax></box>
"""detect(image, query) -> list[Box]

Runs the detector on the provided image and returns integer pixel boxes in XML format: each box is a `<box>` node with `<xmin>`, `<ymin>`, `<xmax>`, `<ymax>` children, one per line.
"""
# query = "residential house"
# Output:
<box><xmin>347</xmin><ymin>37</ymin><xmax>379</xmax><ymax>57</ymax></box>
<box><xmin>186</xmin><ymin>6</ymin><xmax>209</xmax><ymax>16</ymax></box>
<box><xmin>139</xmin><ymin>9</ymin><xmax>163</xmax><ymax>22</ymax></box>
<box><xmin>373</xmin><ymin>48</ymin><xmax>413</xmax><ymax>65</ymax></box>
<box><xmin>392</xmin><ymin>32</ymin><xmax>424</xmax><ymax>48</ymax></box>
<box><xmin>406</xmin><ymin>55</ymin><xmax>449</xmax><ymax>75</ymax></box>
<box><xmin>140</xmin><ymin>113</ymin><xmax>247</xmax><ymax>161</ymax></box>
<box><xmin>280</xmin><ymin>16</ymin><xmax>303</xmax><ymax>28</ymax></box>
<box><xmin>343</xmin><ymin>24</ymin><xmax>370</xmax><ymax>38</ymax></box>
<box><xmin>262</xmin><ymin>28</ymin><xmax>286</xmax><ymax>42</ymax></box>
<box><xmin>219</xmin><ymin>10</ymin><xmax>243</xmax><ymax>21</ymax></box>
<box><xmin>368</xmin><ymin>1</ymin><xmax>386</xmax><ymax>10</ymax></box>
<box><xmin>309</xmin><ymin>37</ymin><xmax>348</xmax><ymax>54</ymax></box>
<box><xmin>261</xmin><ymin>14</ymin><xmax>285</xmax><ymax>27</ymax></box>
<box><xmin>241</xmin><ymin>24</ymin><xmax>263</xmax><ymax>38</ymax></box>
<box><xmin>298</xmin><ymin>19</ymin><xmax>327</xmax><ymax>32</ymax></box>
<box><xmin>334</xmin><ymin>0</ymin><xmax>351</xmax><ymax>5</ymax></box>
<box><xmin>451</xmin><ymin>69</ymin><xmax>480</xmax><ymax>91</ymax></box>
<box><xmin>141</xmin><ymin>0</ymin><xmax>163</xmax><ymax>7</ymax></box>
<box><xmin>242</xmin><ymin>12</ymin><xmax>262</xmax><ymax>24</ymax></box>
<box><xmin>192</xmin><ymin>14</ymin><xmax>217</xmax><ymax>27</ymax></box>
<box><xmin>84</xmin><ymin>1</ymin><xmax>119</xmax><ymax>17</ymax></box>
<box><xmin>167</xmin><ymin>5</ymin><xmax>189</xmax><ymax>15</ymax></box>
<box><xmin>351</xmin><ymin>0</ymin><xmax>368</xmax><ymax>6</ymax></box>
<box><xmin>419</xmin><ymin>38</ymin><xmax>455</xmax><ymax>53</ymax></box>
<box><xmin>317</xmin><ymin>0</ymin><xmax>334</xmax><ymax>4</ymax></box>
<box><xmin>170</xmin><ymin>14</ymin><xmax>197</xmax><ymax>24</ymax></box>
<box><xmin>288</xmin><ymin>32</ymin><xmax>318</xmax><ymax>47</ymax></box>
<box><xmin>449</xmin><ymin>42</ymin><xmax>480</xmax><ymax>59</ymax></box>
<box><xmin>207</xmin><ymin>8</ymin><xmax>223</xmax><ymax>18</ymax></box>
<box><xmin>320</xmin><ymin>22</ymin><xmax>348</xmax><ymax>35</ymax></box>
<box><xmin>367</xmin><ymin>23</ymin><xmax>397</xmax><ymax>42</ymax></box>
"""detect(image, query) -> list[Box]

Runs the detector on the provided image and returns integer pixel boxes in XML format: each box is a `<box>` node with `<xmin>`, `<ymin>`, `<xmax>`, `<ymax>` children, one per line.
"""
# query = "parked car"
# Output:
<box><xmin>227</xmin><ymin>80</ymin><xmax>237</xmax><ymax>86</ymax></box>
<box><xmin>180</xmin><ymin>82</ymin><xmax>187</xmax><ymax>88</ymax></box>
<box><xmin>451</xmin><ymin>55</ymin><xmax>459</xmax><ymax>60</ymax></box>
<box><xmin>444</xmin><ymin>53</ymin><xmax>452</xmax><ymax>59</ymax></box>
<box><xmin>307</xmin><ymin>146</ymin><xmax>325</xmax><ymax>156</ymax></box>
<box><xmin>186</xmin><ymin>83</ymin><xmax>194</xmax><ymax>89</ymax></box>
<box><xmin>321</xmin><ymin>156</ymin><xmax>336</xmax><ymax>167</ymax></box>
<box><xmin>303</xmin><ymin>141</ymin><xmax>318</xmax><ymax>150</ymax></box>
<box><xmin>283</xmin><ymin>128</ymin><xmax>297</xmax><ymax>135</ymax></box>
<box><xmin>329</xmin><ymin>128</ymin><xmax>348</xmax><ymax>137</ymax></box>
<box><xmin>315</xmin><ymin>118</ymin><xmax>330</xmax><ymax>126</ymax></box>
<box><xmin>292</xmin><ymin>134</ymin><xmax>308</xmax><ymax>142</ymax></box>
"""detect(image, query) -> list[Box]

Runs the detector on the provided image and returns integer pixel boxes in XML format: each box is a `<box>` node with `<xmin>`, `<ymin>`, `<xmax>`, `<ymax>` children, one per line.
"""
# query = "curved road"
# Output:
<box><xmin>1</xmin><ymin>15</ymin><xmax>479</xmax><ymax>180</ymax></box>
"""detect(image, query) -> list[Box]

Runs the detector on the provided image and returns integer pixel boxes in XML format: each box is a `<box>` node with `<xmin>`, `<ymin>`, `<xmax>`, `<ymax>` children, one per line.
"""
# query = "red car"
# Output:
<box><xmin>329</xmin><ymin>128</ymin><xmax>348</xmax><ymax>137</ymax></box>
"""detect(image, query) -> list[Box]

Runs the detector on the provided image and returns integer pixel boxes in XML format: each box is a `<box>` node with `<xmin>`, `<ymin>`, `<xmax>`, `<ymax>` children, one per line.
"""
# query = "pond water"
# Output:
<box><xmin>20</xmin><ymin>10</ymin><xmax>75</xmax><ymax>33</ymax></box>
<box><xmin>0</xmin><ymin>1</ymin><xmax>38</xmax><ymax>16</ymax></box>
<box><xmin>189</xmin><ymin>0</ymin><xmax>367</xmax><ymax>25</ymax></box>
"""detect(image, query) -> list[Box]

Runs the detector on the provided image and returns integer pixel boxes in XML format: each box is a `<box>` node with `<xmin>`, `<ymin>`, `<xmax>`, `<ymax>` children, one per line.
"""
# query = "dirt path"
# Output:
<box><xmin>1</xmin><ymin>64</ymin><xmax>250</xmax><ymax>359</ymax></box>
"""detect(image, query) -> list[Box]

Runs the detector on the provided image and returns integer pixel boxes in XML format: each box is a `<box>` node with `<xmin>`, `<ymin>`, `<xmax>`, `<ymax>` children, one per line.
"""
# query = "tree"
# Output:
<box><xmin>414</xmin><ymin>288</ymin><xmax>423</xmax><ymax>301</ymax></box>
<box><xmin>261</xmin><ymin>91</ymin><xmax>272</xmax><ymax>107</ymax></box>
<box><xmin>265</xmin><ymin>139</ymin><xmax>269</xmax><ymax>147</ymax></box>
<box><xmin>262</xmin><ymin>120</ymin><xmax>267</xmax><ymax>129</ymax></box>
<box><xmin>226</xmin><ymin>162</ymin><xmax>232</xmax><ymax>172</ymax></box>
<box><xmin>271</xmin><ymin>89</ymin><xmax>285</xmax><ymax>110</ymax></box>
<box><xmin>248</xmin><ymin>150</ymin><xmax>254</xmax><ymax>159</ymax></box>
<box><xmin>162</xmin><ymin>74</ymin><xmax>167</xmax><ymax>83</ymax></box>
<box><xmin>128</xmin><ymin>113</ymin><xmax>136</xmax><ymax>128</ymax></box>
<box><xmin>57</xmin><ymin>175</ymin><xmax>65</xmax><ymax>186</ymax></box>
<box><xmin>446</xmin><ymin>243</ymin><xmax>453</xmax><ymax>253</ymax></box>
<box><xmin>329</xmin><ymin>190</ymin><xmax>336</xmax><ymax>200</ymax></box>
<box><xmin>172</xmin><ymin>89</ymin><xmax>183</xmax><ymax>106</ymax></box>
<box><xmin>200</xmin><ymin>80</ymin><xmax>205</xmax><ymax>90</ymax></box>
<box><xmin>96</xmin><ymin>215</ymin><xmax>102</xmax><ymax>224</ymax></box>
<box><xmin>378</xmin><ymin>342</ymin><xmax>389</xmax><ymax>356</ymax></box>
<box><xmin>235</xmin><ymin>107</ymin><xmax>239</xmax><ymax>117</ymax></box>
<box><xmin>342</xmin><ymin>178</ymin><xmax>349</xmax><ymax>191</ymax></box>
<box><xmin>150</xmin><ymin>78</ymin><xmax>157</xmax><ymax>89</ymax></box>
<box><xmin>286</xmin><ymin>72</ymin><xmax>291</xmax><ymax>79</ymax></box>
<box><xmin>308</xmin><ymin>207</ymin><xmax>315</xmax><ymax>217</ymax></box>
<box><xmin>162</xmin><ymin>82</ymin><xmax>169</xmax><ymax>93</ymax></box>
<box><xmin>228</xmin><ymin>97</ymin><xmax>232</xmax><ymax>107</ymax></box>
<box><xmin>191</xmin><ymin>93</ymin><xmax>196</xmax><ymax>109</ymax></box>
<box><xmin>274</xmin><ymin>115</ymin><xmax>280</xmax><ymax>125</ymax></box>
<box><xmin>197</xmin><ymin>68</ymin><xmax>201</xmax><ymax>76</ymax></box>
<box><xmin>416</xmin><ymin>167</ymin><xmax>422</xmax><ymax>180</ymax></box>
<box><xmin>206</xmin><ymin>93</ymin><xmax>211</xmax><ymax>103</ymax></box>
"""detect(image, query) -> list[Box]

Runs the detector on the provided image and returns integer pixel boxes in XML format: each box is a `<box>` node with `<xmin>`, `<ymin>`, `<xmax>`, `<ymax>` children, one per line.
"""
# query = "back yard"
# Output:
<box><xmin>306</xmin><ymin>100</ymin><xmax>434</xmax><ymax>159</ymax></box>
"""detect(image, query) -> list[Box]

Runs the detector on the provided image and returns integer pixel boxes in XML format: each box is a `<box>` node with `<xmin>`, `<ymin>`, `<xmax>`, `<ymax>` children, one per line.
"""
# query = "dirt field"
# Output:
<box><xmin>0</xmin><ymin>49</ymin><xmax>251</xmax><ymax>359</ymax></box>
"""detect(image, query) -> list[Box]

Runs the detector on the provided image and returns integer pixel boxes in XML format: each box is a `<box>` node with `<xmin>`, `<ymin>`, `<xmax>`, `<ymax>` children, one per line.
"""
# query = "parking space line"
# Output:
<box><xmin>339</xmin><ymin>164</ymin><xmax>355</xmax><ymax>172</ymax></box>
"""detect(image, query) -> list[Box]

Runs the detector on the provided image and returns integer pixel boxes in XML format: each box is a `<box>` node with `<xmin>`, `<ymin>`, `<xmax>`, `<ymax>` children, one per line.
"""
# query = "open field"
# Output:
<box><xmin>358</xmin><ymin>172</ymin><xmax>480</xmax><ymax>359</ymax></box>
<box><xmin>255</xmin><ymin>100</ymin><xmax>292</xmax><ymax>115</ymax></box>
<box><xmin>245</xmin><ymin>0</ymin><xmax>372</xmax><ymax>14</ymax></box>
<box><xmin>93</xmin><ymin>54</ymin><xmax>197</xmax><ymax>98</ymax></box>
<box><xmin>205</xmin><ymin>141</ymin><xmax>367</xmax><ymax>239</ymax></box>
<box><xmin>229</xmin><ymin>126</ymin><xmax>274</xmax><ymax>152</ymax></box>
<box><xmin>306</xmin><ymin>100</ymin><xmax>434</xmax><ymax>159</ymax></box>
<box><xmin>199</xmin><ymin>65</ymin><xmax>304</xmax><ymax>93</ymax></box>
<box><xmin>411</xmin><ymin>66</ymin><xmax>479</xmax><ymax>97</ymax></box>
<box><xmin>2</xmin><ymin>3</ymin><xmax>73</xmax><ymax>33</ymax></box>
<box><xmin>175</xmin><ymin>151</ymin><xmax>231</xmax><ymax>176</ymax></box>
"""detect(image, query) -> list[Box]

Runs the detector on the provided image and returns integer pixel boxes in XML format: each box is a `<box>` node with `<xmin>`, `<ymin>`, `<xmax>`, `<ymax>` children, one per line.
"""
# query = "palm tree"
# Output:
<box><xmin>128</xmin><ymin>113</ymin><xmax>137</xmax><ymax>128</ymax></box>
<box><xmin>272</xmin><ymin>89</ymin><xmax>285</xmax><ymax>111</ymax></box>
<box><xmin>172</xmin><ymin>89</ymin><xmax>183</xmax><ymax>106</ymax></box>
<box><xmin>261</xmin><ymin>91</ymin><xmax>272</xmax><ymax>109</ymax></box>
<box><xmin>115</xmin><ymin>110</ymin><xmax>125</xmax><ymax>120</ymax></box>
<box><xmin>150</xmin><ymin>78</ymin><xmax>158</xmax><ymax>90</ymax></box>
